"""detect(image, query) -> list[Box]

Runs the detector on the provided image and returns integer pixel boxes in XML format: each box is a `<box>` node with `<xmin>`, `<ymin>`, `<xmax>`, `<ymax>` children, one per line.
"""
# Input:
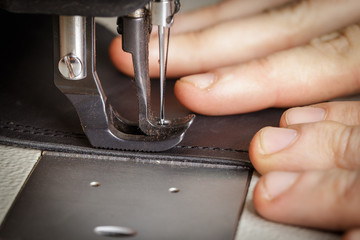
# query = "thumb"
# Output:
<box><xmin>249</xmin><ymin>122</ymin><xmax>360</xmax><ymax>174</ymax></box>
<box><xmin>253</xmin><ymin>169</ymin><xmax>360</xmax><ymax>231</ymax></box>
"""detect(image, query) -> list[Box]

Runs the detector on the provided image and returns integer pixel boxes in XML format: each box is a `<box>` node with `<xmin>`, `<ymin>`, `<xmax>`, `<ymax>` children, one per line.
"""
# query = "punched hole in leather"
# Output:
<box><xmin>0</xmin><ymin>12</ymin><xmax>284</xmax><ymax>240</ymax></box>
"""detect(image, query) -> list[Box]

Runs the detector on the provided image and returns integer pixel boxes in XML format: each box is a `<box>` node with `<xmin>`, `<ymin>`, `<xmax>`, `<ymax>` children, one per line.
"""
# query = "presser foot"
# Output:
<box><xmin>119</xmin><ymin>9</ymin><xmax>195</xmax><ymax>138</ymax></box>
<box><xmin>54</xmin><ymin>16</ymin><xmax>194</xmax><ymax>152</ymax></box>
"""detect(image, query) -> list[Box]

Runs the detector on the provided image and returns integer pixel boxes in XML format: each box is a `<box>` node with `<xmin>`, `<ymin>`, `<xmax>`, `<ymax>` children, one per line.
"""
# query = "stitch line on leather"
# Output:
<box><xmin>176</xmin><ymin>145</ymin><xmax>248</xmax><ymax>154</ymax></box>
<box><xmin>44</xmin><ymin>151</ymin><xmax>252</xmax><ymax>170</ymax></box>
<box><xmin>0</xmin><ymin>121</ymin><xmax>86</xmax><ymax>139</ymax></box>
<box><xmin>0</xmin><ymin>121</ymin><xmax>249</xmax><ymax>155</ymax></box>
<box><xmin>0</xmin><ymin>137</ymin><xmax>252</xmax><ymax>169</ymax></box>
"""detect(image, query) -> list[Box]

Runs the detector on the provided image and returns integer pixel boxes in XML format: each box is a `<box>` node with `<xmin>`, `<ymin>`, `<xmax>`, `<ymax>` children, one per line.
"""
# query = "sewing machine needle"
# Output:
<box><xmin>158</xmin><ymin>25</ymin><xmax>167</xmax><ymax>125</ymax></box>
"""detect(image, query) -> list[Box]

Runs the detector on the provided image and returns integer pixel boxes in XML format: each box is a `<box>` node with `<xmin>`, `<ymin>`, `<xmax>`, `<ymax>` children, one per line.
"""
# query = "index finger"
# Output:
<box><xmin>174</xmin><ymin>24</ymin><xmax>360</xmax><ymax>115</ymax></box>
<box><xmin>110</xmin><ymin>0</ymin><xmax>360</xmax><ymax>78</ymax></box>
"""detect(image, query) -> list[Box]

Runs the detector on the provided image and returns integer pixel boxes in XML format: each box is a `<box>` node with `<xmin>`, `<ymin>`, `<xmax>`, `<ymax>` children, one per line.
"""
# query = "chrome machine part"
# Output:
<box><xmin>150</xmin><ymin>0</ymin><xmax>180</xmax><ymax>125</ymax></box>
<box><xmin>119</xmin><ymin>7</ymin><xmax>194</xmax><ymax>138</ymax></box>
<box><xmin>58</xmin><ymin>16</ymin><xmax>86</xmax><ymax>80</ymax></box>
<box><xmin>54</xmin><ymin>5</ymin><xmax>193</xmax><ymax>151</ymax></box>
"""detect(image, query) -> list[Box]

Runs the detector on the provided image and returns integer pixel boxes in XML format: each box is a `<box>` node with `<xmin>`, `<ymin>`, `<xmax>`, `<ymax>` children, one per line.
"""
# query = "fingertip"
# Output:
<box><xmin>249</xmin><ymin>129</ymin><xmax>269</xmax><ymax>175</ymax></box>
<box><xmin>253</xmin><ymin>174</ymin><xmax>289</xmax><ymax>223</ymax></box>
<box><xmin>279</xmin><ymin>110</ymin><xmax>288</xmax><ymax>127</ymax></box>
<box><xmin>109</xmin><ymin>37</ymin><xmax>134</xmax><ymax>76</ymax></box>
<box><xmin>174</xmin><ymin>79</ymin><xmax>192</xmax><ymax>110</ymax></box>
<box><xmin>174</xmin><ymin>79</ymin><xmax>213</xmax><ymax>115</ymax></box>
<box><xmin>249</xmin><ymin>127</ymin><xmax>299</xmax><ymax>174</ymax></box>
<box><xmin>253</xmin><ymin>172</ymin><xmax>300</xmax><ymax>223</ymax></box>
<box><xmin>253</xmin><ymin>177</ymin><xmax>268</xmax><ymax>215</ymax></box>
<box><xmin>175</xmin><ymin>71</ymin><xmax>257</xmax><ymax>115</ymax></box>
<box><xmin>252</xmin><ymin>174</ymin><xmax>281</xmax><ymax>221</ymax></box>
<box><xmin>175</xmin><ymin>72</ymin><xmax>242</xmax><ymax>115</ymax></box>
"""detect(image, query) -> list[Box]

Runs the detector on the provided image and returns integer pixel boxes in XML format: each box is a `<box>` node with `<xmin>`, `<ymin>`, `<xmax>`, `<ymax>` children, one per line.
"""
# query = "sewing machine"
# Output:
<box><xmin>0</xmin><ymin>1</ymin><xmax>252</xmax><ymax>239</ymax></box>
<box><xmin>1</xmin><ymin>0</ymin><xmax>194</xmax><ymax>152</ymax></box>
<box><xmin>0</xmin><ymin>1</ymin><xmax>342</xmax><ymax>239</ymax></box>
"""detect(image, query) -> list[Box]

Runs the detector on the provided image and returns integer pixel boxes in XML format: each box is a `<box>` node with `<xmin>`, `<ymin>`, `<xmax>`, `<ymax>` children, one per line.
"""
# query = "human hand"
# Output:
<box><xmin>109</xmin><ymin>0</ymin><xmax>360</xmax><ymax>115</ymax></box>
<box><xmin>250</xmin><ymin>101</ymin><xmax>360</xmax><ymax>239</ymax></box>
<box><xmin>110</xmin><ymin>1</ymin><xmax>360</xmax><ymax>238</ymax></box>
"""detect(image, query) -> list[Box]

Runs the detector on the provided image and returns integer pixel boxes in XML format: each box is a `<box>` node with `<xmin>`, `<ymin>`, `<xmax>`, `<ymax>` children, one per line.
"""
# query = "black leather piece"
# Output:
<box><xmin>0</xmin><ymin>152</ymin><xmax>252</xmax><ymax>240</ymax></box>
<box><xmin>0</xmin><ymin>12</ymin><xmax>284</xmax><ymax>166</ymax></box>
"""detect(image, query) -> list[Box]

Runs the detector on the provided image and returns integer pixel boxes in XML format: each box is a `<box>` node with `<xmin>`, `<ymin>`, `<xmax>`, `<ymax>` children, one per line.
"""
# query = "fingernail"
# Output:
<box><xmin>180</xmin><ymin>73</ymin><xmax>216</xmax><ymax>90</ymax></box>
<box><xmin>260</xmin><ymin>127</ymin><xmax>298</xmax><ymax>154</ymax></box>
<box><xmin>286</xmin><ymin>107</ymin><xmax>326</xmax><ymax>125</ymax></box>
<box><xmin>263</xmin><ymin>172</ymin><xmax>299</xmax><ymax>200</ymax></box>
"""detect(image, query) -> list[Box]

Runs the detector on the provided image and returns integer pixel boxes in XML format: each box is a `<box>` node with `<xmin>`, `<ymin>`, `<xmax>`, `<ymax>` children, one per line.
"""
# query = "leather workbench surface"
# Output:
<box><xmin>0</xmin><ymin>11</ymin><xmax>283</xmax><ymax>166</ymax></box>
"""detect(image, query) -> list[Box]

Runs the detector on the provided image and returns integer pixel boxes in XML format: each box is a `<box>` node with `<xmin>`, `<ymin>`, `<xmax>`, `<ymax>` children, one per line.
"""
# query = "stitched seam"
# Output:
<box><xmin>176</xmin><ymin>145</ymin><xmax>248</xmax><ymax>154</ymax></box>
<box><xmin>0</xmin><ymin>121</ymin><xmax>86</xmax><ymax>139</ymax></box>
<box><xmin>0</xmin><ymin>121</ymin><xmax>248</xmax><ymax>154</ymax></box>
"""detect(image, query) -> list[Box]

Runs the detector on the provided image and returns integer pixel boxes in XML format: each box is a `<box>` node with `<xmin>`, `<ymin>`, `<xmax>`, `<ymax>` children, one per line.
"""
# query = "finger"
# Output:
<box><xmin>343</xmin><ymin>229</ymin><xmax>360</xmax><ymax>240</ymax></box>
<box><xmin>171</xmin><ymin>0</ymin><xmax>292</xmax><ymax>35</ymax></box>
<box><xmin>279</xmin><ymin>101</ymin><xmax>360</xmax><ymax>127</ymax></box>
<box><xmin>249</xmin><ymin>121</ymin><xmax>360</xmax><ymax>174</ymax></box>
<box><xmin>174</xmin><ymin>24</ymin><xmax>360</xmax><ymax>115</ymax></box>
<box><xmin>111</xmin><ymin>0</ymin><xmax>360</xmax><ymax>78</ymax></box>
<box><xmin>253</xmin><ymin>169</ymin><xmax>360</xmax><ymax>230</ymax></box>
<box><xmin>110</xmin><ymin>0</ymin><xmax>360</xmax><ymax>78</ymax></box>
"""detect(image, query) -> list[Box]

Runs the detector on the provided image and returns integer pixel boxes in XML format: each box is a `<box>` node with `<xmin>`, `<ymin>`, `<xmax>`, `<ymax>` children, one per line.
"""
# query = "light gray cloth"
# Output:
<box><xmin>0</xmin><ymin>145</ymin><xmax>41</xmax><ymax>224</ymax></box>
<box><xmin>236</xmin><ymin>173</ymin><xmax>341</xmax><ymax>240</ymax></box>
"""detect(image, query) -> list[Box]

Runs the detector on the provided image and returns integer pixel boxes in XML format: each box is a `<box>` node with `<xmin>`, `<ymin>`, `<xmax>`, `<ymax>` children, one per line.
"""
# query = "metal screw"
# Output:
<box><xmin>94</xmin><ymin>226</ymin><xmax>137</xmax><ymax>237</ymax></box>
<box><xmin>127</xmin><ymin>8</ymin><xmax>146</xmax><ymax>18</ymax></box>
<box><xmin>58</xmin><ymin>54</ymin><xmax>83</xmax><ymax>80</ymax></box>
<box><xmin>168</xmin><ymin>187</ymin><xmax>180</xmax><ymax>193</ymax></box>
<box><xmin>90</xmin><ymin>181</ymin><xmax>101</xmax><ymax>187</ymax></box>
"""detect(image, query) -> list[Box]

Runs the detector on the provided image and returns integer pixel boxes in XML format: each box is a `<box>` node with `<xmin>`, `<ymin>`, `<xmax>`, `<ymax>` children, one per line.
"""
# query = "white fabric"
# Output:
<box><xmin>0</xmin><ymin>145</ymin><xmax>41</xmax><ymax>224</ymax></box>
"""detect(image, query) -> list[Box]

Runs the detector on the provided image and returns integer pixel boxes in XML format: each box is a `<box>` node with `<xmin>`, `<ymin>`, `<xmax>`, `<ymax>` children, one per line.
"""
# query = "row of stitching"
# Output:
<box><xmin>0</xmin><ymin>121</ymin><xmax>85</xmax><ymax>139</ymax></box>
<box><xmin>175</xmin><ymin>145</ymin><xmax>248</xmax><ymax>154</ymax></box>
<box><xmin>0</xmin><ymin>121</ymin><xmax>247</xmax><ymax>154</ymax></box>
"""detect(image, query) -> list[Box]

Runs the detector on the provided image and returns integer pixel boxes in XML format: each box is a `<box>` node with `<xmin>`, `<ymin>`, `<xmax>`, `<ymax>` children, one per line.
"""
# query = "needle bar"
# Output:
<box><xmin>158</xmin><ymin>25</ymin><xmax>166</xmax><ymax>125</ymax></box>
